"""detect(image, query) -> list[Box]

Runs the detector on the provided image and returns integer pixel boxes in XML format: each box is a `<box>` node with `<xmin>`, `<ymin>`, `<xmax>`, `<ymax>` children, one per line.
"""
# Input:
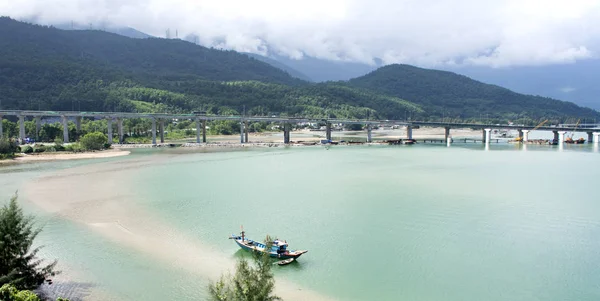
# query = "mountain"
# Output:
<box><xmin>444</xmin><ymin>61</ymin><xmax>600</xmax><ymax>111</ymax></box>
<box><xmin>0</xmin><ymin>18</ymin><xmax>597</xmax><ymax>123</ymax></box>
<box><xmin>347</xmin><ymin>64</ymin><xmax>600</xmax><ymax>122</ymax></box>
<box><xmin>253</xmin><ymin>52</ymin><xmax>600</xmax><ymax>111</ymax></box>
<box><xmin>0</xmin><ymin>18</ymin><xmax>420</xmax><ymax>119</ymax></box>
<box><xmin>52</xmin><ymin>22</ymin><xmax>154</xmax><ymax>39</ymax></box>
<box><xmin>243</xmin><ymin>53</ymin><xmax>313</xmax><ymax>82</ymax></box>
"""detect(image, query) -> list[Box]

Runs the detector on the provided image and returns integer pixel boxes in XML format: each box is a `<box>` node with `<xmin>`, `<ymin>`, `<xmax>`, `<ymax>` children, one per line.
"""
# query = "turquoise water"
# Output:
<box><xmin>2</xmin><ymin>143</ymin><xmax>600</xmax><ymax>300</ymax></box>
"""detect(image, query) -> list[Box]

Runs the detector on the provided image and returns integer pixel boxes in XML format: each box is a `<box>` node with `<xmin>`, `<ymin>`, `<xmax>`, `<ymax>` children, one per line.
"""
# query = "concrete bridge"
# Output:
<box><xmin>1</xmin><ymin>110</ymin><xmax>599</xmax><ymax>145</ymax></box>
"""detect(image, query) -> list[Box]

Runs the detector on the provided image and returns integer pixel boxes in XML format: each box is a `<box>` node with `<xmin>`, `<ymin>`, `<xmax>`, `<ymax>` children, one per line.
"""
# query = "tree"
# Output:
<box><xmin>0</xmin><ymin>193</ymin><xmax>58</xmax><ymax>290</ymax></box>
<box><xmin>209</xmin><ymin>236</ymin><xmax>281</xmax><ymax>301</ymax></box>
<box><xmin>79</xmin><ymin>132</ymin><xmax>108</xmax><ymax>150</ymax></box>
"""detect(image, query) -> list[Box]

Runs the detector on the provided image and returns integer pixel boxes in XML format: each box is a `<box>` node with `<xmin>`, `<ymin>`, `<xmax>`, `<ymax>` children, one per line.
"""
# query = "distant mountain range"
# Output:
<box><xmin>1</xmin><ymin>17</ymin><xmax>598</xmax><ymax>124</ymax></box>
<box><xmin>48</xmin><ymin>20</ymin><xmax>600</xmax><ymax>111</ymax></box>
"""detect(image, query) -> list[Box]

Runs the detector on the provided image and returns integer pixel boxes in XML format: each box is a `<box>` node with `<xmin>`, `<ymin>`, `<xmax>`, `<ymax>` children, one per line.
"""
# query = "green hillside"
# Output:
<box><xmin>347</xmin><ymin>64</ymin><xmax>600</xmax><ymax>121</ymax></box>
<box><xmin>0</xmin><ymin>17</ymin><xmax>597</xmax><ymax>124</ymax></box>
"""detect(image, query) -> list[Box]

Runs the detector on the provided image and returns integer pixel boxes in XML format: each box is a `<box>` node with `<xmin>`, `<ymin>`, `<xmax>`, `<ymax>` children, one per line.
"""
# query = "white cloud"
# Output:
<box><xmin>1</xmin><ymin>0</ymin><xmax>599</xmax><ymax>67</ymax></box>
<box><xmin>560</xmin><ymin>87</ymin><xmax>577</xmax><ymax>93</ymax></box>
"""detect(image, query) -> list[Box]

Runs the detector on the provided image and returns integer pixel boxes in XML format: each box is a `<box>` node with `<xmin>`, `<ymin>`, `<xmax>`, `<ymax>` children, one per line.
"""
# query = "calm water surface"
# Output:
<box><xmin>2</xmin><ymin>143</ymin><xmax>599</xmax><ymax>300</ymax></box>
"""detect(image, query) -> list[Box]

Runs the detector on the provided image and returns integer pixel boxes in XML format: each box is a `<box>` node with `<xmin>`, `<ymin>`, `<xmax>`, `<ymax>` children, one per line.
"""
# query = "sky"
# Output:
<box><xmin>1</xmin><ymin>0</ymin><xmax>600</xmax><ymax>67</ymax></box>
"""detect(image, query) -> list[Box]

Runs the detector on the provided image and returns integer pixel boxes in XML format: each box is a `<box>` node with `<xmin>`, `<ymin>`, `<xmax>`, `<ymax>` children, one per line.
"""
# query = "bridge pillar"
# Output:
<box><xmin>593</xmin><ymin>132</ymin><xmax>599</xmax><ymax>144</ymax></box>
<box><xmin>558</xmin><ymin>131</ymin><xmax>566</xmax><ymax>144</ymax></box>
<box><xmin>18</xmin><ymin>115</ymin><xmax>26</xmax><ymax>144</ymax></box>
<box><xmin>0</xmin><ymin>115</ymin><xmax>3</xmax><ymax>138</ymax></box>
<box><xmin>284</xmin><ymin>123</ymin><xmax>290</xmax><ymax>144</ymax></box>
<box><xmin>482</xmin><ymin>129</ymin><xmax>486</xmax><ymax>144</ymax></box>
<box><xmin>522</xmin><ymin>130</ymin><xmax>529</xmax><ymax>142</ymax></box>
<box><xmin>444</xmin><ymin>127</ymin><xmax>451</xmax><ymax>141</ymax></box>
<box><xmin>195</xmin><ymin>118</ymin><xmax>201</xmax><ymax>143</ymax></box>
<box><xmin>159</xmin><ymin>119</ymin><xmax>165</xmax><ymax>143</ymax></box>
<box><xmin>107</xmin><ymin>118</ymin><xmax>113</xmax><ymax>144</ymax></box>
<box><xmin>240</xmin><ymin>121</ymin><xmax>245</xmax><ymax>143</ymax></box>
<box><xmin>76</xmin><ymin>117</ymin><xmax>82</xmax><ymax>133</ymax></box>
<box><xmin>406</xmin><ymin>126</ymin><xmax>413</xmax><ymax>140</ymax></box>
<box><xmin>245</xmin><ymin>120</ymin><xmax>249</xmax><ymax>143</ymax></box>
<box><xmin>484</xmin><ymin>128</ymin><xmax>491</xmax><ymax>145</ymax></box>
<box><xmin>151</xmin><ymin>118</ymin><xmax>157</xmax><ymax>145</ymax></box>
<box><xmin>587</xmin><ymin>131</ymin><xmax>593</xmax><ymax>144</ymax></box>
<box><xmin>518</xmin><ymin>129</ymin><xmax>523</xmax><ymax>140</ymax></box>
<box><xmin>62</xmin><ymin>115</ymin><xmax>69</xmax><ymax>144</ymax></box>
<box><xmin>326</xmin><ymin>123</ymin><xmax>332</xmax><ymax>141</ymax></box>
<box><xmin>366</xmin><ymin>124</ymin><xmax>372</xmax><ymax>143</ymax></box>
<box><xmin>202</xmin><ymin>120</ymin><xmax>207</xmax><ymax>143</ymax></box>
<box><xmin>35</xmin><ymin>117</ymin><xmax>41</xmax><ymax>140</ymax></box>
<box><xmin>117</xmin><ymin>118</ymin><xmax>124</xmax><ymax>144</ymax></box>
<box><xmin>553</xmin><ymin>131</ymin><xmax>559</xmax><ymax>142</ymax></box>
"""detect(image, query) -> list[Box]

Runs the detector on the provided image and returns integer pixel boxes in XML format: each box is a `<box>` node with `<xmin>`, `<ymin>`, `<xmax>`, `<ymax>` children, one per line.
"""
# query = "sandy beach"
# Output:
<box><xmin>21</xmin><ymin>154</ymin><xmax>336</xmax><ymax>301</ymax></box>
<box><xmin>0</xmin><ymin>149</ymin><xmax>131</xmax><ymax>164</ymax></box>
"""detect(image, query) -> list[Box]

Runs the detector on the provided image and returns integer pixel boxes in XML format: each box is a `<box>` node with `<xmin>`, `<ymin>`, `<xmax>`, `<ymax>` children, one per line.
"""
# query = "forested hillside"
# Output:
<box><xmin>1</xmin><ymin>17</ymin><xmax>598</xmax><ymax>123</ymax></box>
<box><xmin>347</xmin><ymin>64</ymin><xmax>600</xmax><ymax>121</ymax></box>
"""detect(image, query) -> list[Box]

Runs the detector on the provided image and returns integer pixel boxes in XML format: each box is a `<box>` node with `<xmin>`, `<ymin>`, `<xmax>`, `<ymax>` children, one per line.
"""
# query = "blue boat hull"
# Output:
<box><xmin>231</xmin><ymin>235</ymin><xmax>307</xmax><ymax>260</ymax></box>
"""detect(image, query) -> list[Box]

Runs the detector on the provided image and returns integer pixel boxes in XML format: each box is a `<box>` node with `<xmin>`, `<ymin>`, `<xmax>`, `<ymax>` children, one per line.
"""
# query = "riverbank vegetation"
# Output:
<box><xmin>209</xmin><ymin>236</ymin><xmax>281</xmax><ymax>301</ymax></box>
<box><xmin>0</xmin><ymin>193</ymin><xmax>67</xmax><ymax>301</ymax></box>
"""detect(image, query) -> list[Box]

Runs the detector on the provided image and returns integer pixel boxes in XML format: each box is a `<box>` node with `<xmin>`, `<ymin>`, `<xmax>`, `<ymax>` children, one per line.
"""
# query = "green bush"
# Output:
<box><xmin>0</xmin><ymin>154</ymin><xmax>15</xmax><ymax>160</ymax></box>
<box><xmin>0</xmin><ymin>283</ymin><xmax>69</xmax><ymax>301</ymax></box>
<box><xmin>54</xmin><ymin>143</ymin><xmax>65</xmax><ymax>152</ymax></box>
<box><xmin>33</xmin><ymin>145</ymin><xmax>46</xmax><ymax>153</ymax></box>
<box><xmin>103</xmin><ymin>143</ymin><xmax>112</xmax><ymax>149</ymax></box>
<box><xmin>64</xmin><ymin>143</ymin><xmax>84</xmax><ymax>152</ymax></box>
<box><xmin>79</xmin><ymin>132</ymin><xmax>108</xmax><ymax>151</ymax></box>
<box><xmin>0</xmin><ymin>284</ymin><xmax>41</xmax><ymax>301</ymax></box>
<box><xmin>124</xmin><ymin>136</ymin><xmax>151</xmax><ymax>144</ymax></box>
<box><xmin>0</xmin><ymin>138</ymin><xmax>19</xmax><ymax>155</ymax></box>
<box><xmin>20</xmin><ymin>146</ymin><xmax>33</xmax><ymax>154</ymax></box>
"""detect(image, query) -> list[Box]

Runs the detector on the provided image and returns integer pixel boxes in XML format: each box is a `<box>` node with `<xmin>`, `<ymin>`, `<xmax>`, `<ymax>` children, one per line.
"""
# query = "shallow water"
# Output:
<box><xmin>2</xmin><ymin>142</ymin><xmax>600</xmax><ymax>300</ymax></box>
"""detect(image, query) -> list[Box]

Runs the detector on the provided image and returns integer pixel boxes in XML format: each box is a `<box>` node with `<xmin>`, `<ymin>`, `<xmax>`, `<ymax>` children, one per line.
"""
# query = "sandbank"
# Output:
<box><xmin>21</xmin><ymin>154</ymin><xmax>335</xmax><ymax>301</ymax></box>
<box><xmin>1</xmin><ymin>149</ymin><xmax>131</xmax><ymax>164</ymax></box>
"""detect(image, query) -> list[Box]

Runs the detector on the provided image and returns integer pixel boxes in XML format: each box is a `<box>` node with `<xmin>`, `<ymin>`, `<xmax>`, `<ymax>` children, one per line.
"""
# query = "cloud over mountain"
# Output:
<box><xmin>2</xmin><ymin>0</ymin><xmax>599</xmax><ymax>67</ymax></box>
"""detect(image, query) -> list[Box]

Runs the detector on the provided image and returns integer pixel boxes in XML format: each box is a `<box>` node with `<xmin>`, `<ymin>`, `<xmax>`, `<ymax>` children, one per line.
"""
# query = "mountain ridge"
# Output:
<box><xmin>0</xmin><ymin>17</ymin><xmax>597</xmax><ymax>124</ymax></box>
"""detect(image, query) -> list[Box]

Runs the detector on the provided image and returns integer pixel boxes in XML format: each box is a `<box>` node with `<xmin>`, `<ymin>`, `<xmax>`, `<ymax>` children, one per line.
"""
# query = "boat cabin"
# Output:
<box><xmin>273</xmin><ymin>239</ymin><xmax>289</xmax><ymax>254</ymax></box>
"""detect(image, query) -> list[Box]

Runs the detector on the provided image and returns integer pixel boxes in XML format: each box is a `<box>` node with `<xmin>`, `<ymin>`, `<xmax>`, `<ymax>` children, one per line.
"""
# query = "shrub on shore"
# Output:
<box><xmin>20</xmin><ymin>145</ymin><xmax>33</xmax><ymax>154</ymax></box>
<box><xmin>64</xmin><ymin>143</ymin><xmax>84</xmax><ymax>153</ymax></box>
<box><xmin>79</xmin><ymin>132</ymin><xmax>108</xmax><ymax>151</ymax></box>
<box><xmin>33</xmin><ymin>145</ymin><xmax>46</xmax><ymax>153</ymax></box>
<box><xmin>0</xmin><ymin>139</ymin><xmax>19</xmax><ymax>159</ymax></box>
<box><xmin>0</xmin><ymin>283</ymin><xmax>70</xmax><ymax>301</ymax></box>
<box><xmin>53</xmin><ymin>143</ymin><xmax>65</xmax><ymax>152</ymax></box>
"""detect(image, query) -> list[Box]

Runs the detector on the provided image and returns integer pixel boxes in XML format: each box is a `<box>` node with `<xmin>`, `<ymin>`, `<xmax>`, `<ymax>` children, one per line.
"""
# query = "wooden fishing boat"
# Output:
<box><xmin>275</xmin><ymin>258</ymin><xmax>295</xmax><ymax>266</ymax></box>
<box><xmin>229</xmin><ymin>231</ymin><xmax>308</xmax><ymax>260</ymax></box>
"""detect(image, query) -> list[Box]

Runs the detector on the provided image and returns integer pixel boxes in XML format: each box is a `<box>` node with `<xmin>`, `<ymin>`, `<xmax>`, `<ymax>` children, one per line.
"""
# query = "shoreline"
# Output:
<box><xmin>0</xmin><ymin>128</ymin><xmax>484</xmax><ymax>164</ymax></box>
<box><xmin>21</xmin><ymin>154</ymin><xmax>336</xmax><ymax>301</ymax></box>
<box><xmin>1</xmin><ymin>149</ymin><xmax>131</xmax><ymax>164</ymax></box>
